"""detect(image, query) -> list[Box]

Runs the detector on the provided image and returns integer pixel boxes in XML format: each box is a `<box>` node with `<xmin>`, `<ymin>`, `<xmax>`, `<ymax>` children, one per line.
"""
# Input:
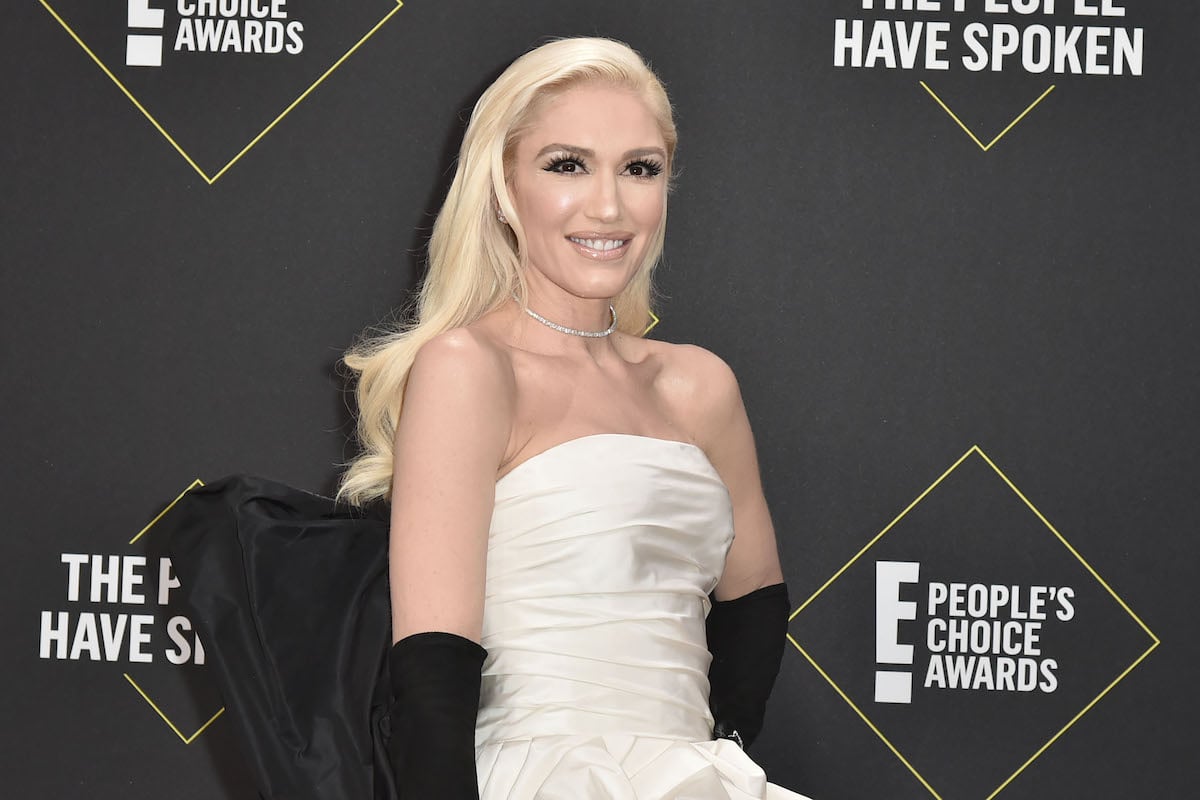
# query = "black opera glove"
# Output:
<box><xmin>387</xmin><ymin>631</ymin><xmax>487</xmax><ymax>800</ymax></box>
<box><xmin>705</xmin><ymin>582</ymin><xmax>790</xmax><ymax>750</ymax></box>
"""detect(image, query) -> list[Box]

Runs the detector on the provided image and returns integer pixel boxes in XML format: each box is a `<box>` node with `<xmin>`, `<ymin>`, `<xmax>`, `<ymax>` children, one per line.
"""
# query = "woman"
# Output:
<box><xmin>338</xmin><ymin>37</ymin><xmax>808</xmax><ymax>799</ymax></box>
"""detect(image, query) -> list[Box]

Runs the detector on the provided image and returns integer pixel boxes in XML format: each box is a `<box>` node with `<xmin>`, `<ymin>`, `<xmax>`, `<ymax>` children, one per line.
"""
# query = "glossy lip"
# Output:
<box><xmin>566</xmin><ymin>231</ymin><xmax>634</xmax><ymax>261</ymax></box>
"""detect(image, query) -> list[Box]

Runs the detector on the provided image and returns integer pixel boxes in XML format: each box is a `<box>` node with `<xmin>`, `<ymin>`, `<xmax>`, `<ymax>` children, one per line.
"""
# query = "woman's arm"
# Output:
<box><xmin>673</xmin><ymin>346</ymin><xmax>784</xmax><ymax>601</ymax></box>
<box><xmin>389</xmin><ymin>328</ymin><xmax>514</xmax><ymax>642</ymax></box>
<box><xmin>668</xmin><ymin>345</ymin><xmax>790</xmax><ymax>750</ymax></box>
<box><xmin>385</xmin><ymin>328</ymin><xmax>514</xmax><ymax>798</ymax></box>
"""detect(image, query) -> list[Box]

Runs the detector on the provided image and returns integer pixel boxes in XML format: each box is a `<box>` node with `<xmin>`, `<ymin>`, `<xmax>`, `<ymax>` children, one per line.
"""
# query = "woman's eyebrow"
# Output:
<box><xmin>535</xmin><ymin>143</ymin><xmax>667</xmax><ymax>160</ymax></box>
<box><xmin>535</xmin><ymin>142</ymin><xmax>592</xmax><ymax>158</ymax></box>
<box><xmin>624</xmin><ymin>146</ymin><xmax>667</xmax><ymax>159</ymax></box>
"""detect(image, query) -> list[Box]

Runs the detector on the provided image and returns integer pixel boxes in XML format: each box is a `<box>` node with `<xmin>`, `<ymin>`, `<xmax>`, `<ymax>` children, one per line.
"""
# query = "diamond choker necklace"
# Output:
<box><xmin>521</xmin><ymin>302</ymin><xmax>618</xmax><ymax>338</ymax></box>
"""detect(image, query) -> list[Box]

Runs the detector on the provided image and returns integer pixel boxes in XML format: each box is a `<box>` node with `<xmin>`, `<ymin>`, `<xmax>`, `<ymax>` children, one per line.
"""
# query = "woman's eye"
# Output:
<box><xmin>625</xmin><ymin>160</ymin><xmax>663</xmax><ymax>178</ymax></box>
<box><xmin>545</xmin><ymin>157</ymin><xmax>585</xmax><ymax>174</ymax></box>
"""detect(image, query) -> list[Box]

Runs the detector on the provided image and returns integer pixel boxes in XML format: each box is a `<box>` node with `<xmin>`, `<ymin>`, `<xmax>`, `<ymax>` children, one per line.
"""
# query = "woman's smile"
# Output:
<box><xmin>566</xmin><ymin>232</ymin><xmax>634</xmax><ymax>260</ymax></box>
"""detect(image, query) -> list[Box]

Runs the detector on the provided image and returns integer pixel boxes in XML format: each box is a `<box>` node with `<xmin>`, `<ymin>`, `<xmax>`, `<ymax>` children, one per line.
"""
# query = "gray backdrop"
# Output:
<box><xmin>3</xmin><ymin>1</ymin><xmax>1193</xmax><ymax>798</ymax></box>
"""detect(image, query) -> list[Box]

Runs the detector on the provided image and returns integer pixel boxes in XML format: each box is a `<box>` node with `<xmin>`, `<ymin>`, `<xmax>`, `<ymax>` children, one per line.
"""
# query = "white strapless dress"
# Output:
<box><xmin>474</xmin><ymin>434</ymin><xmax>810</xmax><ymax>799</ymax></box>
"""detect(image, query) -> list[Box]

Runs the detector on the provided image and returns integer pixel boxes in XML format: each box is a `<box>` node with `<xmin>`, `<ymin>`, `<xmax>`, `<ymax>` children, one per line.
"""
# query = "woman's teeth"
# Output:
<box><xmin>569</xmin><ymin>237</ymin><xmax>626</xmax><ymax>251</ymax></box>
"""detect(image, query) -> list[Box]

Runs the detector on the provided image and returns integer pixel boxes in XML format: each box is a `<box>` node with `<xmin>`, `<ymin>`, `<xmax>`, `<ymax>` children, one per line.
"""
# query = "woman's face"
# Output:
<box><xmin>507</xmin><ymin>83</ymin><xmax>668</xmax><ymax>303</ymax></box>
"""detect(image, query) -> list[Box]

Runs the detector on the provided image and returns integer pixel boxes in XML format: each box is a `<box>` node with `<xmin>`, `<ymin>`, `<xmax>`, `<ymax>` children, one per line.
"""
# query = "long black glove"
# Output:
<box><xmin>705</xmin><ymin>582</ymin><xmax>790</xmax><ymax>750</ymax></box>
<box><xmin>387</xmin><ymin>631</ymin><xmax>487</xmax><ymax>799</ymax></box>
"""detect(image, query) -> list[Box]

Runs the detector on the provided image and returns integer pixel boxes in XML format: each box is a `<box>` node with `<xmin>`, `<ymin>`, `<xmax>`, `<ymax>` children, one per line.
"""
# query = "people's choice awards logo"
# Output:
<box><xmin>39</xmin><ymin>1</ymin><xmax>404</xmax><ymax>182</ymax></box>
<box><xmin>37</xmin><ymin>480</ymin><xmax>225</xmax><ymax>744</ymax></box>
<box><xmin>790</xmin><ymin>446</ymin><xmax>1157</xmax><ymax>799</ymax></box>
<box><xmin>875</xmin><ymin>562</ymin><xmax>1075</xmax><ymax>703</ymax></box>
<box><xmin>831</xmin><ymin>1</ymin><xmax>1145</xmax><ymax>151</ymax></box>
<box><xmin>125</xmin><ymin>0</ymin><xmax>305</xmax><ymax>67</ymax></box>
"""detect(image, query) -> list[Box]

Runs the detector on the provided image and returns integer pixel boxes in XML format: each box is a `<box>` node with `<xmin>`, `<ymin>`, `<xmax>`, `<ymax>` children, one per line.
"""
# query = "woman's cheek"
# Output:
<box><xmin>550</xmin><ymin>187</ymin><xmax>581</xmax><ymax>216</ymax></box>
<box><xmin>631</xmin><ymin>189</ymin><xmax>665</xmax><ymax>226</ymax></box>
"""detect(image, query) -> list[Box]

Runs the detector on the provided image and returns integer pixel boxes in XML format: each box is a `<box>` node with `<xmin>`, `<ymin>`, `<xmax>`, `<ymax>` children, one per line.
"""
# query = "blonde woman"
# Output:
<box><xmin>337</xmin><ymin>37</ymin><xmax>809</xmax><ymax>799</ymax></box>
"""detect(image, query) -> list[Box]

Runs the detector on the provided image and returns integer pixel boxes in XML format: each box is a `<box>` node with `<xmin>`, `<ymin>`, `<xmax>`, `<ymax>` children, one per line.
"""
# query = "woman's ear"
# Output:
<box><xmin>495</xmin><ymin>185</ymin><xmax>516</xmax><ymax>226</ymax></box>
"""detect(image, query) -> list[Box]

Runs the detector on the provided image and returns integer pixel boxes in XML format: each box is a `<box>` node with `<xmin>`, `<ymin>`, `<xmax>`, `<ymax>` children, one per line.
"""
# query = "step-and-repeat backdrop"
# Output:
<box><xmin>5</xmin><ymin>2</ymin><xmax>1194</xmax><ymax>798</ymax></box>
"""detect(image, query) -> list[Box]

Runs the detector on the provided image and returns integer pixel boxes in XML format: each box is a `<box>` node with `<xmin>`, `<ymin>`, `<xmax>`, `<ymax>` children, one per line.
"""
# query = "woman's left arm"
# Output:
<box><xmin>684</xmin><ymin>348</ymin><xmax>784</xmax><ymax>600</ymax></box>
<box><xmin>675</xmin><ymin>345</ymin><xmax>790</xmax><ymax>749</ymax></box>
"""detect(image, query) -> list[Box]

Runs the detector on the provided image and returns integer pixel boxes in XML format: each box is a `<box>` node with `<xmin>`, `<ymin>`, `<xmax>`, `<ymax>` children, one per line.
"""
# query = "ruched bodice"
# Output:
<box><xmin>478</xmin><ymin>433</ymin><xmax>732</xmax><ymax>746</ymax></box>
<box><xmin>472</xmin><ymin>434</ymin><xmax>809</xmax><ymax>799</ymax></box>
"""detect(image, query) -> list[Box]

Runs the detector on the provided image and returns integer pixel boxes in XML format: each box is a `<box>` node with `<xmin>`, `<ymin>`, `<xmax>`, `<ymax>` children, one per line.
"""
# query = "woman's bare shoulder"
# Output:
<box><xmin>405</xmin><ymin>326</ymin><xmax>517</xmax><ymax>437</ymax></box>
<box><xmin>640</xmin><ymin>339</ymin><xmax>741</xmax><ymax>445</ymax></box>
<box><xmin>411</xmin><ymin>326</ymin><xmax>514</xmax><ymax>391</ymax></box>
<box><xmin>657</xmin><ymin>340</ymin><xmax>736</xmax><ymax>384</ymax></box>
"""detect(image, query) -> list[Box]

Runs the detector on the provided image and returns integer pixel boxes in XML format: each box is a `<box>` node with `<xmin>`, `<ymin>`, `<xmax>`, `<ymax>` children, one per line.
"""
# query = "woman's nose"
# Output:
<box><xmin>583</xmin><ymin>173</ymin><xmax>620</xmax><ymax>222</ymax></box>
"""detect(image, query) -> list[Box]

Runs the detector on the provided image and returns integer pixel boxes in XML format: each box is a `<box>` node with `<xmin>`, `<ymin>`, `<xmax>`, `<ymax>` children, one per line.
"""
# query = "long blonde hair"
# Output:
<box><xmin>338</xmin><ymin>38</ymin><xmax>678</xmax><ymax>505</ymax></box>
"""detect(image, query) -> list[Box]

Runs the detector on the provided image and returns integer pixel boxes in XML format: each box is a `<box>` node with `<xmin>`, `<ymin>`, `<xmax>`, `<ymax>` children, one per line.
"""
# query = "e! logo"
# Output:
<box><xmin>126</xmin><ymin>0</ymin><xmax>165</xmax><ymax>67</ymax></box>
<box><xmin>875</xmin><ymin>560</ymin><xmax>920</xmax><ymax>703</ymax></box>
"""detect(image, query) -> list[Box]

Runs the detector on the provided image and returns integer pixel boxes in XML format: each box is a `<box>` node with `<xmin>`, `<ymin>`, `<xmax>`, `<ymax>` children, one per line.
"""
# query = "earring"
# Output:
<box><xmin>497</xmin><ymin>209</ymin><xmax>509</xmax><ymax>224</ymax></box>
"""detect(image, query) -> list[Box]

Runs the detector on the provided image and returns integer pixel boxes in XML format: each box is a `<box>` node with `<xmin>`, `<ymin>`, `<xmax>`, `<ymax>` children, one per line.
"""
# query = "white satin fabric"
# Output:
<box><xmin>475</xmin><ymin>434</ymin><xmax>809</xmax><ymax>799</ymax></box>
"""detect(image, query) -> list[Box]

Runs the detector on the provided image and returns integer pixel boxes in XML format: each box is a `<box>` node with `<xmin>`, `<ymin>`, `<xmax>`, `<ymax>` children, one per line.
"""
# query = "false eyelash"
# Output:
<box><xmin>625</xmin><ymin>159</ymin><xmax>664</xmax><ymax>177</ymax></box>
<box><xmin>542</xmin><ymin>152</ymin><xmax>588</xmax><ymax>173</ymax></box>
<box><xmin>541</xmin><ymin>152</ymin><xmax>665</xmax><ymax>178</ymax></box>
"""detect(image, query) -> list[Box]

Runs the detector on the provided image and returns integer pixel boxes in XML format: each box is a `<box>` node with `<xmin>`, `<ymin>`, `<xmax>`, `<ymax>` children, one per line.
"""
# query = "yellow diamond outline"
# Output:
<box><xmin>38</xmin><ymin>0</ymin><xmax>404</xmax><ymax>184</ymax></box>
<box><xmin>124</xmin><ymin>672</ymin><xmax>225</xmax><ymax>744</ymax></box>
<box><xmin>920</xmin><ymin>81</ymin><xmax>1056</xmax><ymax>152</ymax></box>
<box><xmin>123</xmin><ymin>478</ymin><xmax>224</xmax><ymax>744</ymax></box>
<box><xmin>788</xmin><ymin>444</ymin><xmax>1160</xmax><ymax>800</ymax></box>
<box><xmin>130</xmin><ymin>478</ymin><xmax>204</xmax><ymax>545</ymax></box>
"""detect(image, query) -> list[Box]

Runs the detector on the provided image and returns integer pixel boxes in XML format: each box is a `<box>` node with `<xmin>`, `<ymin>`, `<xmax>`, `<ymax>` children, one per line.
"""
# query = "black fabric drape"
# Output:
<box><xmin>163</xmin><ymin>474</ymin><xmax>395</xmax><ymax>800</ymax></box>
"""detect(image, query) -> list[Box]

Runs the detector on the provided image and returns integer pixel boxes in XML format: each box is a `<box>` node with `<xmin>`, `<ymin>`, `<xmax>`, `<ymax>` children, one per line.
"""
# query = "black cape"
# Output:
<box><xmin>163</xmin><ymin>474</ymin><xmax>396</xmax><ymax>800</ymax></box>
